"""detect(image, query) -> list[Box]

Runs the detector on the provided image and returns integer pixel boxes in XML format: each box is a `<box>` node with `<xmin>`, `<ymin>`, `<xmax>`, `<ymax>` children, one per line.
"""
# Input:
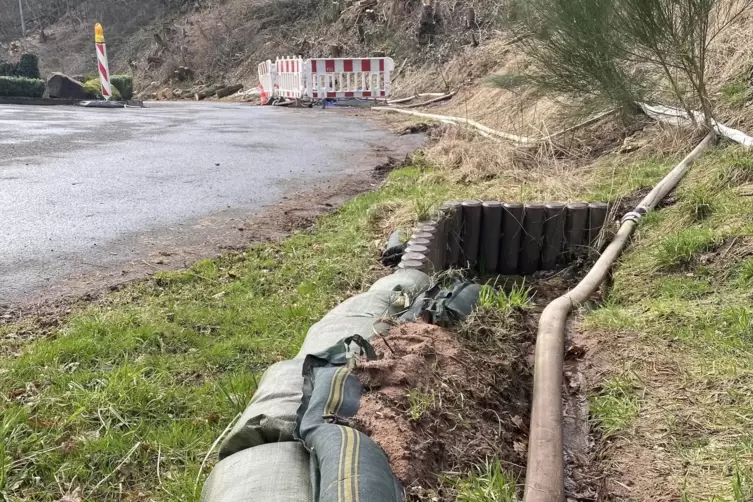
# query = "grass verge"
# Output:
<box><xmin>583</xmin><ymin>145</ymin><xmax>753</xmax><ymax>501</ymax></box>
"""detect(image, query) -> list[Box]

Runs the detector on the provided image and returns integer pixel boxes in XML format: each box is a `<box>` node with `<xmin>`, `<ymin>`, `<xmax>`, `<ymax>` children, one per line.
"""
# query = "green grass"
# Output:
<box><xmin>585</xmin><ymin>145</ymin><xmax>753</xmax><ymax>500</ymax></box>
<box><xmin>720</xmin><ymin>81</ymin><xmax>752</xmax><ymax>108</ymax></box>
<box><xmin>589</xmin><ymin>374</ymin><xmax>642</xmax><ymax>435</ymax></box>
<box><xmin>478</xmin><ymin>281</ymin><xmax>533</xmax><ymax>313</ymax></box>
<box><xmin>447</xmin><ymin>458</ymin><xmax>519</xmax><ymax>502</ymax></box>
<box><xmin>654</xmin><ymin>228</ymin><xmax>719</xmax><ymax>270</ymax></box>
<box><xmin>407</xmin><ymin>389</ymin><xmax>436</xmax><ymax>421</ymax></box>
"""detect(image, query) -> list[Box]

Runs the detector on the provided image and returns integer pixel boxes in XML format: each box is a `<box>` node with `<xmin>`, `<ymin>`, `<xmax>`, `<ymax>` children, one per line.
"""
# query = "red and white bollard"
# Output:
<box><xmin>94</xmin><ymin>23</ymin><xmax>112</xmax><ymax>100</ymax></box>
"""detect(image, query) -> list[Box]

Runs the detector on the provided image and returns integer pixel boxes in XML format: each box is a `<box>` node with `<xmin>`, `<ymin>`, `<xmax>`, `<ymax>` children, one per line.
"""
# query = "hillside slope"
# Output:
<box><xmin>1</xmin><ymin>0</ymin><xmax>518</xmax><ymax>96</ymax></box>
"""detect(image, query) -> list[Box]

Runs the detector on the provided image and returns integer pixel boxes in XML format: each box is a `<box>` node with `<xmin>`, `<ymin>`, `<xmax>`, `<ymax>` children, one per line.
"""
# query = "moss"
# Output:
<box><xmin>83</xmin><ymin>79</ymin><xmax>122</xmax><ymax>100</ymax></box>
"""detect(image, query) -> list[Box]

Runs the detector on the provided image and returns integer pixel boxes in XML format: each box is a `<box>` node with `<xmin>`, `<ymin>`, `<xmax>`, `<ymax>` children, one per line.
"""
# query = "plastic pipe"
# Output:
<box><xmin>523</xmin><ymin>132</ymin><xmax>715</xmax><ymax>502</ymax></box>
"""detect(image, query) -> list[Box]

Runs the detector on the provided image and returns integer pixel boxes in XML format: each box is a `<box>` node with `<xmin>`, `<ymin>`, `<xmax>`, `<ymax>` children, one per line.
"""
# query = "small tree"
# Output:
<box><xmin>498</xmin><ymin>0</ymin><xmax>753</xmax><ymax>129</ymax></box>
<box><xmin>499</xmin><ymin>0</ymin><xmax>643</xmax><ymax>114</ymax></box>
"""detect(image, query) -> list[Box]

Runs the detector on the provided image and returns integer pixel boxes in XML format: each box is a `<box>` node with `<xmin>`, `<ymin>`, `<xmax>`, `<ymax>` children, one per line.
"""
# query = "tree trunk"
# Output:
<box><xmin>216</xmin><ymin>84</ymin><xmax>243</xmax><ymax>98</ymax></box>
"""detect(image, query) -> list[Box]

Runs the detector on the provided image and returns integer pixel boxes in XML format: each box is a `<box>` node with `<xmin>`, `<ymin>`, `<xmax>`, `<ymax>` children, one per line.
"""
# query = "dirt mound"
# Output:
<box><xmin>352</xmin><ymin>322</ymin><xmax>532</xmax><ymax>500</ymax></box>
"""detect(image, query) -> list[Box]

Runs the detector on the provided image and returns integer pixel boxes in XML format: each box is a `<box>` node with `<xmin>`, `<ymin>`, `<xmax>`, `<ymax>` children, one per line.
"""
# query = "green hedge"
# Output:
<box><xmin>0</xmin><ymin>76</ymin><xmax>45</xmax><ymax>97</ymax></box>
<box><xmin>111</xmin><ymin>75</ymin><xmax>134</xmax><ymax>100</ymax></box>
<box><xmin>0</xmin><ymin>53</ymin><xmax>40</xmax><ymax>79</ymax></box>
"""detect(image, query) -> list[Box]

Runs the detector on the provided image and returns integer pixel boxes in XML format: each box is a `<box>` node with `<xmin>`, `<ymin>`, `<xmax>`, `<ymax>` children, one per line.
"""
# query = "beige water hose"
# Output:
<box><xmin>523</xmin><ymin>132</ymin><xmax>716</xmax><ymax>502</ymax></box>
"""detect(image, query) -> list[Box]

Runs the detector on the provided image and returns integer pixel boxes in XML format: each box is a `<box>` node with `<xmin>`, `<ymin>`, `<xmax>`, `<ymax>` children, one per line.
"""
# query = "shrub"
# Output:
<box><xmin>0</xmin><ymin>53</ymin><xmax>40</xmax><ymax>79</ymax></box>
<box><xmin>83</xmin><ymin>79</ymin><xmax>122</xmax><ymax>100</ymax></box>
<box><xmin>0</xmin><ymin>76</ymin><xmax>45</xmax><ymax>98</ymax></box>
<box><xmin>0</xmin><ymin>61</ymin><xmax>13</xmax><ymax>76</ymax></box>
<box><xmin>16</xmin><ymin>54</ymin><xmax>40</xmax><ymax>79</ymax></box>
<box><xmin>503</xmin><ymin>0</ymin><xmax>753</xmax><ymax>125</ymax></box>
<box><xmin>111</xmin><ymin>75</ymin><xmax>134</xmax><ymax>100</ymax></box>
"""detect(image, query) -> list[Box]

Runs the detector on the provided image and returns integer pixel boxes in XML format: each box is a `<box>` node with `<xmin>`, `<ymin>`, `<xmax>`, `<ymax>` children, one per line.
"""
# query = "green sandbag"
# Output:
<box><xmin>296</xmin><ymin>316</ymin><xmax>389</xmax><ymax>359</ymax></box>
<box><xmin>368</xmin><ymin>269</ymin><xmax>431</xmax><ymax>293</ymax></box>
<box><xmin>219</xmin><ymin>359</ymin><xmax>303</xmax><ymax>459</ymax></box>
<box><xmin>323</xmin><ymin>290</ymin><xmax>398</xmax><ymax>319</ymax></box>
<box><xmin>201</xmin><ymin>442</ymin><xmax>312</xmax><ymax>502</ymax></box>
<box><xmin>401</xmin><ymin>281</ymin><xmax>482</xmax><ymax>324</ymax></box>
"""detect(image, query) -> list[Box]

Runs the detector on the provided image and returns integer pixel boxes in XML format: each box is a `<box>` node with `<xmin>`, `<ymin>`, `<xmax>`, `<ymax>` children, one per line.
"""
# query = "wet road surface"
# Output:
<box><xmin>0</xmin><ymin>101</ymin><xmax>422</xmax><ymax>303</ymax></box>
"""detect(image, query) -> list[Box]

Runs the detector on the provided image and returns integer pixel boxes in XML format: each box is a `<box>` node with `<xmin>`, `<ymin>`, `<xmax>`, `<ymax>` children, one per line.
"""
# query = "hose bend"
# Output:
<box><xmin>522</xmin><ymin>132</ymin><xmax>716</xmax><ymax>502</ymax></box>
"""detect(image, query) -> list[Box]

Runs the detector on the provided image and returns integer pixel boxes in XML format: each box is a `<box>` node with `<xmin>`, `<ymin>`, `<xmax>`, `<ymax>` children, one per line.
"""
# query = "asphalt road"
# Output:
<box><xmin>0</xmin><ymin>101</ymin><xmax>422</xmax><ymax>304</ymax></box>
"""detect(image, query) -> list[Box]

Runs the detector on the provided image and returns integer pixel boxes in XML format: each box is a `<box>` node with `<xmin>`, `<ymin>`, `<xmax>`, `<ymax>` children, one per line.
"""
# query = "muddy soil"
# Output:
<box><xmin>352</xmin><ymin>320</ymin><xmax>533</xmax><ymax>500</ymax></box>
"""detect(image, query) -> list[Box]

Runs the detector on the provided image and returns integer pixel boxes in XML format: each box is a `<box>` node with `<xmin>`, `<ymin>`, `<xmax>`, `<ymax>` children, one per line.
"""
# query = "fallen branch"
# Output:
<box><xmin>387</xmin><ymin>94</ymin><xmax>420</xmax><ymax>105</ymax></box>
<box><xmin>399</xmin><ymin>91</ymin><xmax>456</xmax><ymax>109</ymax></box>
<box><xmin>391</xmin><ymin>58</ymin><xmax>408</xmax><ymax>83</ymax></box>
<box><xmin>387</xmin><ymin>92</ymin><xmax>448</xmax><ymax>105</ymax></box>
<box><xmin>501</xmin><ymin>33</ymin><xmax>531</xmax><ymax>47</ymax></box>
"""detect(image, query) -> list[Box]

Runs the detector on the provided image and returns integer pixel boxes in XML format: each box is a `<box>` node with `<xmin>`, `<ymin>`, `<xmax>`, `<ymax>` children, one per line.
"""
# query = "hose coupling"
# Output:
<box><xmin>621</xmin><ymin>206</ymin><xmax>648</xmax><ymax>224</ymax></box>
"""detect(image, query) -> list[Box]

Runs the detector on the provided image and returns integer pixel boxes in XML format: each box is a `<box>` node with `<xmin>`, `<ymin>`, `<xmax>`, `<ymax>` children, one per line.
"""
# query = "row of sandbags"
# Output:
<box><xmin>202</xmin><ymin>269</ymin><xmax>432</xmax><ymax>502</ymax></box>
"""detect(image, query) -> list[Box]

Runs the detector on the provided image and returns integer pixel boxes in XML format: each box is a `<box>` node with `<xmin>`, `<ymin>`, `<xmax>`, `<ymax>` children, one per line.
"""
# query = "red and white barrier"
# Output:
<box><xmin>276</xmin><ymin>57</ymin><xmax>305</xmax><ymax>99</ymax></box>
<box><xmin>305</xmin><ymin>58</ymin><xmax>394</xmax><ymax>99</ymax></box>
<box><xmin>258</xmin><ymin>60</ymin><xmax>276</xmax><ymax>105</ymax></box>
<box><xmin>257</xmin><ymin>55</ymin><xmax>394</xmax><ymax>104</ymax></box>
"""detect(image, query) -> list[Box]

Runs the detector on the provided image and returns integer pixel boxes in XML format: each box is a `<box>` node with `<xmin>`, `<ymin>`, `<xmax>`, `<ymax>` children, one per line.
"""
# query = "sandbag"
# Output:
<box><xmin>220</xmin><ymin>360</ymin><xmax>303</xmax><ymax>459</ymax></box>
<box><xmin>201</xmin><ymin>442</ymin><xmax>312</xmax><ymax>502</ymax></box>
<box><xmin>297</xmin><ymin>270</ymin><xmax>431</xmax><ymax>359</ymax></box>
<box><xmin>401</xmin><ymin>281</ymin><xmax>482</xmax><ymax>324</ymax></box>
<box><xmin>296</xmin><ymin>316</ymin><xmax>390</xmax><ymax>359</ymax></box>
<box><xmin>307</xmin><ymin>424</ymin><xmax>402</xmax><ymax>502</ymax></box>
<box><xmin>322</xmin><ymin>290</ymin><xmax>398</xmax><ymax>320</ymax></box>
<box><xmin>369</xmin><ymin>269</ymin><xmax>431</xmax><ymax>294</ymax></box>
<box><xmin>295</xmin><ymin>338</ymin><xmax>402</xmax><ymax>502</ymax></box>
<box><xmin>382</xmin><ymin>229</ymin><xmax>407</xmax><ymax>266</ymax></box>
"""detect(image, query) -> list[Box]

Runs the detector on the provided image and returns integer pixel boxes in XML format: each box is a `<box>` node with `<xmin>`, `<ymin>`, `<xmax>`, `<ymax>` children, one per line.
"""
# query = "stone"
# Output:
<box><xmin>47</xmin><ymin>73</ymin><xmax>88</xmax><ymax>100</ymax></box>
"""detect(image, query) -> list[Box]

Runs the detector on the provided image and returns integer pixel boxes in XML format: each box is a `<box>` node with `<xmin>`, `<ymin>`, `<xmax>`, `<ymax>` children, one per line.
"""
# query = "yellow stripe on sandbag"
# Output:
<box><xmin>342</xmin><ymin>427</ymin><xmax>356</xmax><ymax>502</ymax></box>
<box><xmin>324</xmin><ymin>368</ymin><xmax>345</xmax><ymax>417</ymax></box>
<box><xmin>334</xmin><ymin>369</ymin><xmax>352</xmax><ymax>416</ymax></box>
<box><xmin>338</xmin><ymin>425</ymin><xmax>347</xmax><ymax>502</ymax></box>
<box><xmin>353</xmin><ymin>427</ymin><xmax>361</xmax><ymax>502</ymax></box>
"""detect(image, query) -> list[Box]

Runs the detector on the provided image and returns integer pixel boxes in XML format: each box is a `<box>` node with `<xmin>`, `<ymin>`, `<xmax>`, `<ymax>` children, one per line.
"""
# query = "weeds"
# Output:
<box><xmin>720</xmin><ymin>81</ymin><xmax>752</xmax><ymax>108</ymax></box>
<box><xmin>679</xmin><ymin>185</ymin><xmax>716</xmax><ymax>222</ymax></box>
<box><xmin>740</xmin><ymin>258</ymin><xmax>753</xmax><ymax>284</ymax></box>
<box><xmin>716</xmin><ymin>151</ymin><xmax>753</xmax><ymax>188</ymax></box>
<box><xmin>731</xmin><ymin>461</ymin><xmax>753</xmax><ymax>502</ymax></box>
<box><xmin>407</xmin><ymin>389</ymin><xmax>436</xmax><ymax>421</ymax></box>
<box><xmin>589</xmin><ymin>374</ymin><xmax>642</xmax><ymax>436</ymax></box>
<box><xmin>446</xmin><ymin>457</ymin><xmax>519</xmax><ymax>502</ymax></box>
<box><xmin>654</xmin><ymin>228</ymin><xmax>719</xmax><ymax>270</ymax></box>
<box><xmin>478</xmin><ymin>281</ymin><xmax>533</xmax><ymax>313</ymax></box>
